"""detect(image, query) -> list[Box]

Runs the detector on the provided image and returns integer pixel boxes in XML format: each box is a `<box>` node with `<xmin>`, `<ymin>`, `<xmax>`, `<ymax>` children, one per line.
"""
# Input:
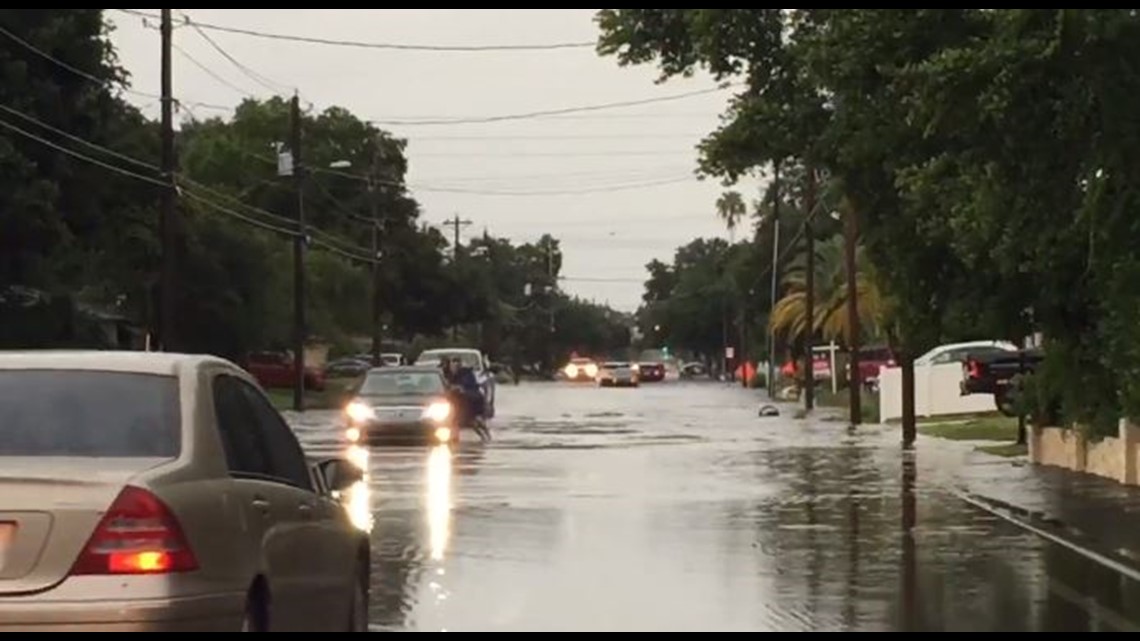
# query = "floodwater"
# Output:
<box><xmin>287</xmin><ymin>381</ymin><xmax>1140</xmax><ymax>632</ymax></box>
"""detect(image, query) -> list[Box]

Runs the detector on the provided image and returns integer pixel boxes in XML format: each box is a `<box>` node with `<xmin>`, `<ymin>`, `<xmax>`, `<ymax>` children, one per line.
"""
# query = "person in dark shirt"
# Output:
<box><xmin>442</xmin><ymin>357</ymin><xmax>490</xmax><ymax>442</ymax></box>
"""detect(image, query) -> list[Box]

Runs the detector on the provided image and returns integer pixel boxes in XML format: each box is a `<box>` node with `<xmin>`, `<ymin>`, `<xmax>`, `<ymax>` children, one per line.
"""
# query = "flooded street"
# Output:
<box><xmin>289</xmin><ymin>382</ymin><xmax>1140</xmax><ymax>632</ymax></box>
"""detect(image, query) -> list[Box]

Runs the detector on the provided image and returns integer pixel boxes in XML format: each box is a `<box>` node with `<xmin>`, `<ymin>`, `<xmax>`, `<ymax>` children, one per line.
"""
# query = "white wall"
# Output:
<box><xmin>878</xmin><ymin>363</ymin><xmax>998</xmax><ymax>421</ymax></box>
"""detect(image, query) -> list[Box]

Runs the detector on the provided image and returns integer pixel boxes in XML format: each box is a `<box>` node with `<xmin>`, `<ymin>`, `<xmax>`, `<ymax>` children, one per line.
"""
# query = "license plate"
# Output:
<box><xmin>0</xmin><ymin>523</ymin><xmax>14</xmax><ymax>568</ymax></box>
<box><xmin>379</xmin><ymin>408</ymin><xmax>416</xmax><ymax>421</ymax></box>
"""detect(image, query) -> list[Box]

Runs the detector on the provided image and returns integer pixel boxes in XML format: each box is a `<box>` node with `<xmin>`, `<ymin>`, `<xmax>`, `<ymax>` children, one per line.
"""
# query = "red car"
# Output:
<box><xmin>851</xmin><ymin>345</ymin><xmax>895</xmax><ymax>390</ymax></box>
<box><xmin>244</xmin><ymin>351</ymin><xmax>326</xmax><ymax>391</ymax></box>
<box><xmin>637</xmin><ymin>362</ymin><xmax>666</xmax><ymax>382</ymax></box>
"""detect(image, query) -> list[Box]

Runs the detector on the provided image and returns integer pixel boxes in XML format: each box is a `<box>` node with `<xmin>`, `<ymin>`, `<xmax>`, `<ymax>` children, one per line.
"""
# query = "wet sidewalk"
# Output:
<box><xmin>939</xmin><ymin>438</ymin><xmax>1140</xmax><ymax>570</ymax></box>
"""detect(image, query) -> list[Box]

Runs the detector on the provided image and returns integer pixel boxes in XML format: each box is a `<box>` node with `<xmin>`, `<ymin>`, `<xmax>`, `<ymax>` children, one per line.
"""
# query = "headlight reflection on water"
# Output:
<box><xmin>344</xmin><ymin>444</ymin><xmax>373</xmax><ymax>533</ymax></box>
<box><xmin>426</xmin><ymin>444</ymin><xmax>453</xmax><ymax>561</ymax></box>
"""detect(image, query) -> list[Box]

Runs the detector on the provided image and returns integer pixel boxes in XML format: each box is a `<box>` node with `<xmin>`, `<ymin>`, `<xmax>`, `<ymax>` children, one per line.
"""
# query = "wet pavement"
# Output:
<box><xmin>287</xmin><ymin>381</ymin><xmax>1140</xmax><ymax>632</ymax></box>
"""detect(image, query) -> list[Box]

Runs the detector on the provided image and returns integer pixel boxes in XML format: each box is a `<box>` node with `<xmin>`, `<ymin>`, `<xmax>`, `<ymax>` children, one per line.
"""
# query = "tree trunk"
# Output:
<box><xmin>901</xmin><ymin>352</ymin><xmax>916</xmax><ymax>447</ymax></box>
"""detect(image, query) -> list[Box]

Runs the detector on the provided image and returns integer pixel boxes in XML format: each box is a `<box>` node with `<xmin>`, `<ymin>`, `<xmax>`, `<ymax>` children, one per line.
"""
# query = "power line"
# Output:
<box><xmin>116</xmin><ymin>9</ymin><xmax>596</xmax><ymax>52</ymax></box>
<box><xmin>178</xmin><ymin>11</ymin><xmax>294</xmax><ymax>94</ymax></box>
<box><xmin>318</xmin><ymin>164</ymin><xmax>696</xmax><ymax>195</ymax></box>
<box><xmin>560</xmin><ymin>276</ymin><xmax>644</xmax><ymax>283</ymax></box>
<box><xmin>173</xmin><ymin>43</ymin><xmax>257</xmax><ymax>99</ymax></box>
<box><xmin>0</xmin><ymin>106</ymin><xmax>373</xmax><ymax>262</ymax></box>
<box><xmin>177</xmin><ymin>175</ymin><xmax>372</xmax><ymax>257</ymax></box>
<box><xmin>369</xmin><ymin>85</ymin><xmax>738</xmax><ymax>126</ymax></box>
<box><xmin>0</xmin><ymin>104</ymin><xmax>157</xmax><ymax>171</ymax></box>
<box><xmin>2</xmin><ymin>98</ymin><xmax>371</xmax><ymax>257</ymax></box>
<box><xmin>407</xmin><ymin>133</ymin><xmax>710</xmax><ymax>141</ymax></box>
<box><xmin>0</xmin><ymin>24</ymin><xmax>159</xmax><ymax>101</ymax></box>
<box><xmin>282</xmin><ymin>151</ymin><xmax>698</xmax><ymax>195</ymax></box>
<box><xmin>0</xmin><ymin>23</ymin><xmax>232</xmax><ymax>113</ymax></box>
<box><xmin>380</xmin><ymin>112</ymin><xmax>717</xmax><ymax>122</ymax></box>
<box><xmin>0</xmin><ymin>114</ymin><xmax>294</xmax><ymax>237</ymax></box>
<box><xmin>421</xmin><ymin>164</ymin><xmax>696</xmax><ymax>183</ymax></box>
<box><xmin>411</xmin><ymin>151</ymin><xmax>695</xmax><ymax>158</ymax></box>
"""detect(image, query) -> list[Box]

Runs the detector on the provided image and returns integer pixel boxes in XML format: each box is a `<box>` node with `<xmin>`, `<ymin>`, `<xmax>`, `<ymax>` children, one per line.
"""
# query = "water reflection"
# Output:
<box><xmin>900</xmin><ymin>450</ymin><xmax>917</xmax><ymax>631</ymax></box>
<box><xmin>367</xmin><ymin>443</ymin><xmax>467</xmax><ymax>629</ymax></box>
<box><xmin>345</xmin><ymin>444</ymin><xmax>374</xmax><ymax>533</ymax></box>
<box><xmin>427</xmin><ymin>444</ymin><xmax>454</xmax><ymax>561</ymax></box>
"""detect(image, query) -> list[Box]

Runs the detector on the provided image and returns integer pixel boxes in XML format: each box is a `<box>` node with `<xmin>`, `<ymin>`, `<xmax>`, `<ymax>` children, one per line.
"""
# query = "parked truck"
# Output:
<box><xmin>959</xmin><ymin>347</ymin><xmax>1044</xmax><ymax>416</ymax></box>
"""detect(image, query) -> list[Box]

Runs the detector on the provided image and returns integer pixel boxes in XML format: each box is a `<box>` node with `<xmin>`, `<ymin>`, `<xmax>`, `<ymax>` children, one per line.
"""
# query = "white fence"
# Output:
<box><xmin>878</xmin><ymin>362</ymin><xmax>998</xmax><ymax>421</ymax></box>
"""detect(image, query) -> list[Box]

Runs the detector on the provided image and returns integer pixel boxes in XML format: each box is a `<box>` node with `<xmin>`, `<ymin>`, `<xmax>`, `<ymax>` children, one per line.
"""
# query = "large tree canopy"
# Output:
<box><xmin>599</xmin><ymin>9</ymin><xmax>1140</xmax><ymax>435</ymax></box>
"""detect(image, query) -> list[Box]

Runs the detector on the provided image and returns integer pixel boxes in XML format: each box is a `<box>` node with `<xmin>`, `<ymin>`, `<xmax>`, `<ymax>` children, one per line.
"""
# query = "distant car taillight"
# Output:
<box><xmin>71</xmin><ymin>486</ymin><xmax>198</xmax><ymax>576</ymax></box>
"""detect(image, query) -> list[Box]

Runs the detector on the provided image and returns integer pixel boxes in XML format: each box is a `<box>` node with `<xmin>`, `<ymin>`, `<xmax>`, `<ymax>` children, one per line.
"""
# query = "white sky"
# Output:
<box><xmin>107</xmin><ymin>9</ymin><xmax>761</xmax><ymax>311</ymax></box>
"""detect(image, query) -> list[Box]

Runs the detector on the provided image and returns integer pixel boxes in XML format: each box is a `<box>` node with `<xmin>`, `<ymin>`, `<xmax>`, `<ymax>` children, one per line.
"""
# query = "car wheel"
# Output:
<box><xmin>346</xmin><ymin>576</ymin><xmax>368</xmax><ymax>632</ymax></box>
<box><xmin>995</xmin><ymin>386</ymin><xmax>1019</xmax><ymax>417</ymax></box>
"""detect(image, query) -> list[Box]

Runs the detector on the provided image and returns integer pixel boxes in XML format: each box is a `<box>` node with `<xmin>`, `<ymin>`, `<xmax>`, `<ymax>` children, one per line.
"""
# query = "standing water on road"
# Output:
<box><xmin>286</xmin><ymin>382</ymin><xmax>1140</xmax><ymax>632</ymax></box>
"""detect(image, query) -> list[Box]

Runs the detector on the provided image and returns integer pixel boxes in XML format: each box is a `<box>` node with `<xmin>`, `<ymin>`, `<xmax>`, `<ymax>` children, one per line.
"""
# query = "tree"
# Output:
<box><xmin>597</xmin><ymin>9</ymin><xmax>985</xmax><ymax>440</ymax></box>
<box><xmin>0</xmin><ymin>10</ymin><xmax>161</xmax><ymax>340</ymax></box>
<box><xmin>715</xmin><ymin>190</ymin><xmax>747</xmax><ymax>232</ymax></box>
<box><xmin>769</xmin><ymin>235</ymin><xmax>888</xmax><ymax>347</ymax></box>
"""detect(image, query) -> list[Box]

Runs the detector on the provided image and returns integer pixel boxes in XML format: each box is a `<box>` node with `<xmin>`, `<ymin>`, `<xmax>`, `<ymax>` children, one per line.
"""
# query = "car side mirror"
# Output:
<box><xmin>315</xmin><ymin>458</ymin><xmax>364</xmax><ymax>494</ymax></box>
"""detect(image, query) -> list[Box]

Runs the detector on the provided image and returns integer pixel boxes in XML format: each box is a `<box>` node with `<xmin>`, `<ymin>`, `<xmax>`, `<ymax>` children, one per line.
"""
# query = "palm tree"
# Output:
<box><xmin>716</xmin><ymin>191</ymin><xmax>748</xmax><ymax>233</ymax></box>
<box><xmin>768</xmin><ymin>234</ymin><xmax>889</xmax><ymax>347</ymax></box>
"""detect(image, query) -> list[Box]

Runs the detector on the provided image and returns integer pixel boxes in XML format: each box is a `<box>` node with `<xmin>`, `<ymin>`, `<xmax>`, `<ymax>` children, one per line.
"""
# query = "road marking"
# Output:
<box><xmin>954</xmin><ymin>489</ymin><xmax>1140</xmax><ymax>583</ymax></box>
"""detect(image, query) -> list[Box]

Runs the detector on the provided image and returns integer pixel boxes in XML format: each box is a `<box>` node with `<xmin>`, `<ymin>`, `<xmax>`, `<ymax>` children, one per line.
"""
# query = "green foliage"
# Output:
<box><xmin>0</xmin><ymin>10</ymin><xmax>159</xmax><ymax>327</ymax></box>
<box><xmin>598</xmin><ymin>8</ymin><xmax>1140</xmax><ymax>435</ymax></box>
<box><xmin>1</xmin><ymin>11</ymin><xmax>631</xmax><ymax>367</ymax></box>
<box><xmin>638</xmin><ymin>236</ymin><xmax>769</xmax><ymax>368</ymax></box>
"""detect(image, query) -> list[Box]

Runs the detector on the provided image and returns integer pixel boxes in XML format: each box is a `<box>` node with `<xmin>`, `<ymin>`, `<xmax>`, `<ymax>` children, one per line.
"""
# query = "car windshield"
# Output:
<box><xmin>359</xmin><ymin>371</ymin><xmax>444</xmax><ymax>396</ymax></box>
<box><xmin>0</xmin><ymin>370</ymin><xmax>181</xmax><ymax>458</ymax></box>
<box><xmin>416</xmin><ymin>351</ymin><xmax>483</xmax><ymax>370</ymax></box>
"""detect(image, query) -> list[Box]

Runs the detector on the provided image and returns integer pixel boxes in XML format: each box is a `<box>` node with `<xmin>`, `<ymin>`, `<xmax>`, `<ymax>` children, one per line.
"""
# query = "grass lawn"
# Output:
<box><xmin>918</xmin><ymin>415</ymin><xmax>1021</xmax><ymax>441</ymax></box>
<box><xmin>266</xmin><ymin>376</ymin><xmax>360</xmax><ymax>412</ymax></box>
<box><xmin>975</xmin><ymin>442</ymin><xmax>1028</xmax><ymax>457</ymax></box>
<box><xmin>810</xmin><ymin>387</ymin><xmax>881</xmax><ymax>424</ymax></box>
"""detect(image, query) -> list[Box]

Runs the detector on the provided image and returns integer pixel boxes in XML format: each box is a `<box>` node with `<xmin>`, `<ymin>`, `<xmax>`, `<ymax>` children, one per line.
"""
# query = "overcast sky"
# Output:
<box><xmin>107</xmin><ymin>9</ymin><xmax>761</xmax><ymax>311</ymax></box>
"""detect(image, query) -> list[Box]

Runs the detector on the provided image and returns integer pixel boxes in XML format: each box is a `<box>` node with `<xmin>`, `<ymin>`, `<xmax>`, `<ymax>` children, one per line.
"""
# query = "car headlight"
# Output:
<box><xmin>422</xmin><ymin>400</ymin><xmax>452</xmax><ymax>423</ymax></box>
<box><xmin>584</xmin><ymin>363</ymin><xmax>598</xmax><ymax>377</ymax></box>
<box><xmin>345</xmin><ymin>400</ymin><xmax>375</xmax><ymax>424</ymax></box>
<box><xmin>631</xmin><ymin>364</ymin><xmax>640</xmax><ymax>372</ymax></box>
<box><xmin>565</xmin><ymin>364</ymin><xmax>578</xmax><ymax>378</ymax></box>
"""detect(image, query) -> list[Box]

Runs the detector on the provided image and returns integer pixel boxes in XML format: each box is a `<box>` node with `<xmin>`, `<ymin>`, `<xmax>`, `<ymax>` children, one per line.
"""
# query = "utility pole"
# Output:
<box><xmin>767</xmin><ymin>159</ymin><xmax>782</xmax><ymax>399</ymax></box>
<box><xmin>843</xmin><ymin>198</ymin><xmax>862</xmax><ymax>425</ymax></box>
<box><xmin>367</xmin><ymin>144</ymin><xmax>383</xmax><ymax>368</ymax></box>
<box><xmin>739</xmin><ymin>307</ymin><xmax>748</xmax><ymax>388</ymax></box>
<box><xmin>721</xmin><ymin>302</ymin><xmax>730</xmax><ymax>381</ymax></box>
<box><xmin>447</xmin><ymin>214</ymin><xmax>472</xmax><ymax>261</ymax></box>
<box><xmin>290</xmin><ymin>93</ymin><xmax>306</xmax><ymax>412</ymax></box>
<box><xmin>546</xmin><ymin>243</ymin><xmax>558</xmax><ymax>371</ymax></box>
<box><xmin>547</xmin><ymin>244</ymin><xmax>558</xmax><ymax>330</ymax></box>
<box><xmin>803</xmin><ymin>165</ymin><xmax>816</xmax><ymax>412</ymax></box>
<box><xmin>447</xmin><ymin>214</ymin><xmax>472</xmax><ymax>340</ymax></box>
<box><xmin>158</xmin><ymin>9</ymin><xmax>177</xmax><ymax>352</ymax></box>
